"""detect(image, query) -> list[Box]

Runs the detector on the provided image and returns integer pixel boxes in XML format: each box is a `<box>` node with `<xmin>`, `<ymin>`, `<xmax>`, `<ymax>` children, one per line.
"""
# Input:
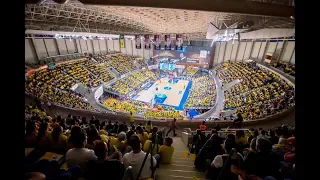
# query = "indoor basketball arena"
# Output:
<box><xmin>25</xmin><ymin>1</ymin><xmax>295</xmax><ymax>180</ymax></box>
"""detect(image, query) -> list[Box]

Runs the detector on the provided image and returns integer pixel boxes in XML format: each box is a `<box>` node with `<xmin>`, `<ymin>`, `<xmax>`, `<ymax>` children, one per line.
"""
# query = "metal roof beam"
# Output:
<box><xmin>70</xmin><ymin>0</ymin><xmax>295</xmax><ymax>18</ymax></box>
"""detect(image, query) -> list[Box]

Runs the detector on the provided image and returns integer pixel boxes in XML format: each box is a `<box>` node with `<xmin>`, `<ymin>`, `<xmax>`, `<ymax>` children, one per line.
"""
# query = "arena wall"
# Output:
<box><xmin>213</xmin><ymin>39</ymin><xmax>295</xmax><ymax>65</ymax></box>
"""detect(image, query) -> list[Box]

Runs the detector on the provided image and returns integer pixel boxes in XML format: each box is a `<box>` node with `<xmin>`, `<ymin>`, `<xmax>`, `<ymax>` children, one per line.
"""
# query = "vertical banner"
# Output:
<box><xmin>119</xmin><ymin>34</ymin><xmax>125</xmax><ymax>48</ymax></box>
<box><xmin>165</xmin><ymin>35</ymin><xmax>171</xmax><ymax>50</ymax></box>
<box><xmin>176</xmin><ymin>34</ymin><xmax>183</xmax><ymax>50</ymax></box>
<box><xmin>144</xmin><ymin>35</ymin><xmax>151</xmax><ymax>49</ymax></box>
<box><xmin>135</xmin><ymin>35</ymin><xmax>141</xmax><ymax>49</ymax></box>
<box><xmin>154</xmin><ymin>35</ymin><xmax>161</xmax><ymax>50</ymax></box>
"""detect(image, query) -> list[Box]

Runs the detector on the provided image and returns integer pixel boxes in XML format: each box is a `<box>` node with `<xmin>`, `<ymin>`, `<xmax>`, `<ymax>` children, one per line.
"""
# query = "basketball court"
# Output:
<box><xmin>132</xmin><ymin>77</ymin><xmax>192</xmax><ymax>110</ymax></box>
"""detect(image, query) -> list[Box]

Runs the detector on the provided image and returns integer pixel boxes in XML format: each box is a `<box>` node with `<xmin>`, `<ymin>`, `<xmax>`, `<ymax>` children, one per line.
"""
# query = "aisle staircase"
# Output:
<box><xmin>155</xmin><ymin>137</ymin><xmax>207</xmax><ymax>180</ymax></box>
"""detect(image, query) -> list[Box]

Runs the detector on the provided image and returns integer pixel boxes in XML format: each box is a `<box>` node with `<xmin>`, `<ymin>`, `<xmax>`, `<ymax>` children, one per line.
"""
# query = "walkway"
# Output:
<box><xmin>210</xmin><ymin>73</ymin><xmax>225</xmax><ymax>118</ymax></box>
<box><xmin>156</xmin><ymin>137</ymin><xmax>206</xmax><ymax>180</ymax></box>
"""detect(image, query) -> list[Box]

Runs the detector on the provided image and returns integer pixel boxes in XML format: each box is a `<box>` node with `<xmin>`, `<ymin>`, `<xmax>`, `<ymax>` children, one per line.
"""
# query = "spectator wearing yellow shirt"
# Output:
<box><xmin>145</xmin><ymin>120</ymin><xmax>153</xmax><ymax>133</ymax></box>
<box><xmin>136</xmin><ymin>126</ymin><xmax>149</xmax><ymax>146</ymax></box>
<box><xmin>159</xmin><ymin>137</ymin><xmax>174</xmax><ymax>164</ymax></box>
<box><xmin>129</xmin><ymin>111</ymin><xmax>134</xmax><ymax>125</ymax></box>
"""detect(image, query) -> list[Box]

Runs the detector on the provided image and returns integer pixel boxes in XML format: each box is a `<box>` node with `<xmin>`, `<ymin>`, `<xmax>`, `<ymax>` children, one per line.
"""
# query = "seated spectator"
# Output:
<box><xmin>123</xmin><ymin>130</ymin><xmax>135</xmax><ymax>154</ymax></box>
<box><xmin>242</xmin><ymin>138</ymin><xmax>281</xmax><ymax>179</ymax></box>
<box><xmin>123</xmin><ymin>135</ymin><xmax>157</xmax><ymax>180</ymax></box>
<box><xmin>159</xmin><ymin>137</ymin><xmax>174</xmax><ymax>164</ymax></box>
<box><xmin>191</xmin><ymin>129</ymin><xmax>207</xmax><ymax>155</ymax></box>
<box><xmin>87</xmin><ymin>141</ymin><xmax>124</xmax><ymax>180</ymax></box>
<box><xmin>86</xmin><ymin>127</ymin><xmax>102</xmax><ymax>149</ymax></box>
<box><xmin>268</xmin><ymin>130</ymin><xmax>279</xmax><ymax>145</ymax></box>
<box><xmin>273</xmin><ymin>138</ymin><xmax>290</xmax><ymax>155</ymax></box>
<box><xmin>145</xmin><ymin>120</ymin><xmax>153</xmax><ymax>133</ymax></box>
<box><xmin>136</xmin><ymin>126</ymin><xmax>149</xmax><ymax>146</ymax></box>
<box><xmin>66</xmin><ymin>131</ymin><xmax>97</xmax><ymax>169</ymax></box>
<box><xmin>199</xmin><ymin>121</ymin><xmax>207</xmax><ymax>131</ymax></box>
<box><xmin>37</xmin><ymin>122</ymin><xmax>51</xmax><ymax>142</ymax></box>
<box><xmin>25</xmin><ymin>121</ymin><xmax>38</xmax><ymax>147</ymax></box>
<box><xmin>207</xmin><ymin>134</ymin><xmax>243</xmax><ymax>180</ymax></box>
<box><xmin>110</xmin><ymin>132</ymin><xmax>126</xmax><ymax>151</ymax></box>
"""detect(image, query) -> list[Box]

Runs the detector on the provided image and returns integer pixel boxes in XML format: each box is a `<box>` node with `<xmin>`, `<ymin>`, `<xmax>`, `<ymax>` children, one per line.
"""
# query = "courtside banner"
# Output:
<box><xmin>165</xmin><ymin>35</ymin><xmax>171</xmax><ymax>50</ymax></box>
<box><xmin>176</xmin><ymin>34</ymin><xmax>183</xmax><ymax>50</ymax></box>
<box><xmin>135</xmin><ymin>35</ymin><xmax>141</xmax><ymax>49</ymax></box>
<box><xmin>145</xmin><ymin>35</ymin><xmax>151</xmax><ymax>49</ymax></box>
<box><xmin>154</xmin><ymin>35</ymin><xmax>161</xmax><ymax>50</ymax></box>
<box><xmin>119</xmin><ymin>34</ymin><xmax>125</xmax><ymax>48</ymax></box>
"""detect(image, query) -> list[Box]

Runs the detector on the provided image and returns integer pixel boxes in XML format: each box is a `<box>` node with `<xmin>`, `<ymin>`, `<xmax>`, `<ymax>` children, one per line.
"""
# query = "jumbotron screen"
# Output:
<box><xmin>153</xmin><ymin>46</ymin><xmax>211</xmax><ymax>65</ymax></box>
<box><xmin>160</xmin><ymin>62</ymin><xmax>176</xmax><ymax>71</ymax></box>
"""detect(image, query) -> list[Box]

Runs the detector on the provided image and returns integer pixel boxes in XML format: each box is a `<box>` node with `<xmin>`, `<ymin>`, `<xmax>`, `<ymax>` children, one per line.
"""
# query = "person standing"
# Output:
<box><xmin>166</xmin><ymin>118</ymin><xmax>178</xmax><ymax>137</ymax></box>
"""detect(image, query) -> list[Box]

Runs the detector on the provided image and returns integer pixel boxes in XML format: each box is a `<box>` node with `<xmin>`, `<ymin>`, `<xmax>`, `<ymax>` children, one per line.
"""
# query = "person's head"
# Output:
<box><xmin>211</xmin><ymin>129</ymin><xmax>217</xmax><ymax>135</ymax></box>
<box><xmin>256</xmin><ymin>138</ymin><xmax>272</xmax><ymax>153</ymax></box>
<box><xmin>57</xmin><ymin>116</ymin><xmax>62</xmax><ymax>123</ymax></box>
<box><xmin>261</xmin><ymin>130</ymin><xmax>266</xmax><ymax>136</ymax></box>
<box><xmin>253</xmin><ymin>130</ymin><xmax>259</xmax><ymax>137</ymax></box>
<box><xmin>164</xmin><ymin>137</ymin><xmax>173</xmax><ymax>146</ymax></box>
<box><xmin>173</xmin><ymin>118</ymin><xmax>176</xmax><ymax>122</ymax></box>
<box><xmin>136</xmin><ymin>126</ymin><xmax>143</xmax><ymax>134</ymax></box>
<box><xmin>224</xmin><ymin>138</ymin><xmax>237</xmax><ymax>154</ymax></box>
<box><xmin>226</xmin><ymin>133</ymin><xmax>236</xmax><ymax>142</ymax></box>
<box><xmin>68</xmin><ymin>114</ymin><xmax>72</xmax><ymax>118</ymax></box>
<box><xmin>128</xmin><ymin>134</ymin><xmax>141</xmax><ymax>151</ymax></box>
<box><xmin>152</xmin><ymin>126</ymin><xmax>158</xmax><ymax>134</ymax></box>
<box><xmin>269</xmin><ymin>130</ymin><xmax>275</xmax><ymax>137</ymax></box>
<box><xmin>279</xmin><ymin>137</ymin><xmax>288</xmax><ymax>146</ymax></box>
<box><xmin>235</xmin><ymin>130</ymin><xmax>244</xmax><ymax>138</ymax></box>
<box><xmin>87</xmin><ymin>127</ymin><xmax>100</xmax><ymax>144</ymax></box>
<box><xmin>118</xmin><ymin>132</ymin><xmax>127</xmax><ymax>141</ymax></box>
<box><xmin>52</xmin><ymin>125</ymin><xmax>63</xmax><ymax>143</ymax></box>
<box><xmin>147</xmin><ymin>120</ymin><xmax>152</xmax><ymax>125</ymax></box>
<box><xmin>196</xmin><ymin>129</ymin><xmax>201</xmax><ymax>135</ymax></box>
<box><xmin>70</xmin><ymin>126</ymin><xmax>82</xmax><ymax>136</ymax></box>
<box><xmin>71</xmin><ymin>131</ymin><xmax>87</xmax><ymax>148</ymax></box>
<box><xmin>202</xmin><ymin>121</ymin><xmax>205</xmax><ymax>125</ymax></box>
<box><xmin>94</xmin><ymin>141</ymin><xmax>108</xmax><ymax>160</ymax></box>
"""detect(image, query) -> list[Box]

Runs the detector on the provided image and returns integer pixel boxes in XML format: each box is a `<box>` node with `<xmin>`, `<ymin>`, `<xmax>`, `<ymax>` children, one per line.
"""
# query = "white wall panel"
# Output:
<box><xmin>99</xmin><ymin>40</ymin><xmax>107</xmax><ymax>54</ymax></box>
<box><xmin>282</xmin><ymin>41</ymin><xmax>295</xmax><ymax>62</ymax></box>
<box><xmin>213</xmin><ymin>42</ymin><xmax>221</xmax><ymax>65</ymax></box>
<box><xmin>236</xmin><ymin>42</ymin><xmax>246</xmax><ymax>61</ymax></box>
<box><xmin>79</xmin><ymin>39</ymin><xmax>88</xmax><ymax>53</ymax></box>
<box><xmin>251</xmin><ymin>42</ymin><xmax>261</xmax><ymax>59</ymax></box>
<box><xmin>276</xmin><ymin>41</ymin><xmax>284</xmax><ymax>50</ymax></box>
<box><xmin>75</xmin><ymin>39</ymin><xmax>81</xmax><ymax>53</ymax></box>
<box><xmin>144</xmin><ymin>48</ymin><xmax>151</xmax><ymax>59</ymax></box>
<box><xmin>132</xmin><ymin>41</ymin><xmax>139</xmax><ymax>56</ymax></box>
<box><xmin>65</xmin><ymin>39</ymin><xmax>77</xmax><ymax>54</ymax></box>
<box><xmin>44</xmin><ymin>39</ymin><xmax>59</xmax><ymax>56</ymax></box>
<box><xmin>243</xmin><ymin>41</ymin><xmax>253</xmax><ymax>60</ymax></box>
<box><xmin>107</xmin><ymin>40</ymin><xmax>114</xmax><ymax>52</ymax></box>
<box><xmin>125</xmin><ymin>40</ymin><xmax>133</xmax><ymax>56</ymax></box>
<box><xmin>224</xmin><ymin>42</ymin><xmax>233</xmax><ymax>62</ymax></box>
<box><xmin>25</xmin><ymin>39</ymin><xmax>37</xmax><ymax>64</ymax></box>
<box><xmin>56</xmin><ymin>39</ymin><xmax>68</xmax><ymax>55</ymax></box>
<box><xmin>290</xmin><ymin>49</ymin><xmax>295</xmax><ymax>64</ymax></box>
<box><xmin>113</xmin><ymin>40</ymin><xmax>120</xmax><ymax>52</ymax></box>
<box><xmin>230</xmin><ymin>41</ymin><xmax>239</xmax><ymax>61</ymax></box>
<box><xmin>34</xmin><ymin>39</ymin><xmax>48</xmax><ymax>59</ymax></box>
<box><xmin>92</xmin><ymin>40</ymin><xmax>100</xmax><ymax>54</ymax></box>
<box><xmin>150</xmin><ymin>43</ymin><xmax>154</xmax><ymax>58</ymax></box>
<box><xmin>258</xmin><ymin>42</ymin><xmax>267</xmax><ymax>61</ymax></box>
<box><xmin>87</xmin><ymin>40</ymin><xmax>94</xmax><ymax>54</ymax></box>
<box><xmin>218</xmin><ymin>42</ymin><xmax>226</xmax><ymax>64</ymax></box>
<box><xmin>266</xmin><ymin>42</ymin><xmax>277</xmax><ymax>54</ymax></box>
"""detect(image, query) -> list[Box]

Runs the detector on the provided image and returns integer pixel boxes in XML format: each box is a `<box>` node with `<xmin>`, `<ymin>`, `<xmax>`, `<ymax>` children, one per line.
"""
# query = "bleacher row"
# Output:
<box><xmin>25</xmin><ymin>104</ymin><xmax>175</xmax><ymax>180</ymax></box>
<box><xmin>216</xmin><ymin>62</ymin><xmax>295</xmax><ymax>120</ymax></box>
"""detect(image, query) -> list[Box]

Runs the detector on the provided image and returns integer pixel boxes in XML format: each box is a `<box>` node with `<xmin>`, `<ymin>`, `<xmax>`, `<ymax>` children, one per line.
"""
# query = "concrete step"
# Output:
<box><xmin>155</xmin><ymin>174</ymin><xmax>207</xmax><ymax>180</ymax></box>
<box><xmin>159</xmin><ymin>163</ymin><xmax>197</xmax><ymax>171</ymax></box>
<box><xmin>156</xmin><ymin>169</ymin><xmax>206</xmax><ymax>179</ymax></box>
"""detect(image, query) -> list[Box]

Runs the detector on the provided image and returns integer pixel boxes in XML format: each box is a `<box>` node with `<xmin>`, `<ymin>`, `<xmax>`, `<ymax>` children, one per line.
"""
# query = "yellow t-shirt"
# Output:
<box><xmin>129</xmin><ymin>115</ymin><xmax>134</xmax><ymax>123</ymax></box>
<box><xmin>145</xmin><ymin>124</ymin><xmax>152</xmax><ymax>132</ymax></box>
<box><xmin>138</xmin><ymin>132</ymin><xmax>149</xmax><ymax>146</ymax></box>
<box><xmin>159</xmin><ymin>145</ymin><xmax>174</xmax><ymax>164</ymax></box>
<box><xmin>143</xmin><ymin>140</ymin><xmax>160</xmax><ymax>156</ymax></box>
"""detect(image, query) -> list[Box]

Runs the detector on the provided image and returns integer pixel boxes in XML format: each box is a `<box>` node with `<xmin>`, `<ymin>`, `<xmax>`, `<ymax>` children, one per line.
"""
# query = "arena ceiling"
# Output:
<box><xmin>25</xmin><ymin>0</ymin><xmax>295</xmax><ymax>39</ymax></box>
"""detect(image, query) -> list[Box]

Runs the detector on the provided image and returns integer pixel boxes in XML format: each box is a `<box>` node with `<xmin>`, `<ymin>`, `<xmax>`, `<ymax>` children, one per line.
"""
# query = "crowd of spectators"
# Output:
<box><xmin>102</xmin><ymin>54</ymin><xmax>137</xmax><ymax>74</ymax></box>
<box><xmin>182</xmin><ymin>66</ymin><xmax>200</xmax><ymax>76</ymax></box>
<box><xmin>106</xmin><ymin>69</ymin><xmax>157</xmax><ymax>95</ymax></box>
<box><xmin>25</xmin><ymin>105</ymin><xmax>175</xmax><ymax>180</ymax></box>
<box><xmin>192</xmin><ymin>125</ymin><xmax>295</xmax><ymax>180</ymax></box>
<box><xmin>26</xmin><ymin>70</ymin><xmax>93</xmax><ymax>111</ymax></box>
<box><xmin>186</xmin><ymin>75</ymin><xmax>216</xmax><ymax>108</ymax></box>
<box><xmin>271</xmin><ymin>61</ymin><xmax>295</xmax><ymax>77</ymax></box>
<box><xmin>216</xmin><ymin>62</ymin><xmax>295</xmax><ymax>120</ymax></box>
